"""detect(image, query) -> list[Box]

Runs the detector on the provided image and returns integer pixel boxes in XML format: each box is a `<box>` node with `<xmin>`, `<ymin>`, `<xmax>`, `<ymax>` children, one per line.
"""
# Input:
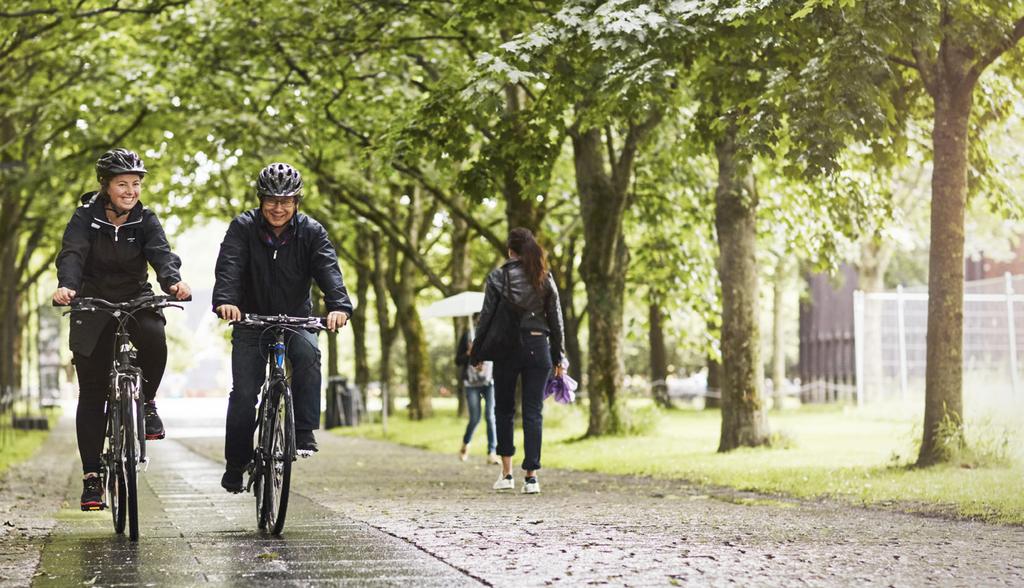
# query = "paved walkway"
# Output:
<box><xmin>2</xmin><ymin>400</ymin><xmax>1024</xmax><ymax>586</ymax></box>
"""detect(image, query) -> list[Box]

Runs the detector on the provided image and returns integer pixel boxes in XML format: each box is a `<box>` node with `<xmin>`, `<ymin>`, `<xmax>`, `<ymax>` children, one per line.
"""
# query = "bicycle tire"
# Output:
<box><xmin>107</xmin><ymin>404</ymin><xmax>126</xmax><ymax>534</ymax></box>
<box><xmin>264</xmin><ymin>382</ymin><xmax>293</xmax><ymax>535</ymax></box>
<box><xmin>254</xmin><ymin>384</ymin><xmax>271</xmax><ymax>531</ymax></box>
<box><xmin>124</xmin><ymin>394</ymin><xmax>139</xmax><ymax>541</ymax></box>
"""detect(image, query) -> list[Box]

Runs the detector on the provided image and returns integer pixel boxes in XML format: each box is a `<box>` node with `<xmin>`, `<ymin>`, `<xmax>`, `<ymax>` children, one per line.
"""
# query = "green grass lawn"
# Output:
<box><xmin>0</xmin><ymin>409</ymin><xmax>60</xmax><ymax>479</ymax></box>
<box><xmin>333</xmin><ymin>398</ymin><xmax>1024</xmax><ymax>524</ymax></box>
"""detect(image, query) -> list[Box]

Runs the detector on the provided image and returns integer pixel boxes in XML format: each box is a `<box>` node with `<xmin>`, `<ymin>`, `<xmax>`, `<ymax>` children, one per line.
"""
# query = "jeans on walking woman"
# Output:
<box><xmin>493</xmin><ymin>333</ymin><xmax>552</xmax><ymax>471</ymax></box>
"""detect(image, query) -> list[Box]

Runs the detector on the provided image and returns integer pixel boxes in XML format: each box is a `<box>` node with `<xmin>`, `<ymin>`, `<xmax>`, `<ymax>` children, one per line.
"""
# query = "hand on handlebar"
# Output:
<box><xmin>326</xmin><ymin>311</ymin><xmax>349</xmax><ymax>332</ymax></box>
<box><xmin>52</xmin><ymin>287</ymin><xmax>76</xmax><ymax>306</ymax></box>
<box><xmin>217</xmin><ymin>304</ymin><xmax>242</xmax><ymax>322</ymax></box>
<box><xmin>169</xmin><ymin>281</ymin><xmax>192</xmax><ymax>301</ymax></box>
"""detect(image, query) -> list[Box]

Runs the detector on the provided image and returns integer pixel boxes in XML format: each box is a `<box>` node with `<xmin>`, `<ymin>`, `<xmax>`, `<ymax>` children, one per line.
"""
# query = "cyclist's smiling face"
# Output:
<box><xmin>260</xmin><ymin>196</ymin><xmax>297</xmax><ymax>229</ymax></box>
<box><xmin>106</xmin><ymin>174</ymin><xmax>142</xmax><ymax>211</ymax></box>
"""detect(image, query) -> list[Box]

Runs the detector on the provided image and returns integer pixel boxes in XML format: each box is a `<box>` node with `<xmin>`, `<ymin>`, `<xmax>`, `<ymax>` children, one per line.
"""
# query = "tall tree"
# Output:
<box><xmin>798</xmin><ymin>0</ymin><xmax>1024</xmax><ymax>464</ymax></box>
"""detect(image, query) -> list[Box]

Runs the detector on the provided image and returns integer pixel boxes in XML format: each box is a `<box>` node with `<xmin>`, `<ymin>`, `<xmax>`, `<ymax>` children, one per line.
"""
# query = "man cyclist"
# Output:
<box><xmin>213</xmin><ymin>162</ymin><xmax>353</xmax><ymax>493</ymax></box>
<box><xmin>53</xmin><ymin>148</ymin><xmax>192</xmax><ymax>510</ymax></box>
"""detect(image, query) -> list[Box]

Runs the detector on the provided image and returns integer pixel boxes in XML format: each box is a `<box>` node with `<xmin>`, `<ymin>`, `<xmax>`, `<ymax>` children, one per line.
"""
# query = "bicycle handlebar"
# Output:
<box><xmin>55</xmin><ymin>294</ymin><xmax>192</xmax><ymax>314</ymax></box>
<box><xmin>232</xmin><ymin>314</ymin><xmax>328</xmax><ymax>331</ymax></box>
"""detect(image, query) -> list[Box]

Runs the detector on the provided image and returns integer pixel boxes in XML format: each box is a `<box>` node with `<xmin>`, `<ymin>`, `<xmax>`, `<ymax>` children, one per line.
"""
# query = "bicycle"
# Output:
<box><xmin>58</xmin><ymin>294</ymin><xmax>187</xmax><ymax>541</ymax></box>
<box><xmin>232</xmin><ymin>313</ymin><xmax>328</xmax><ymax>535</ymax></box>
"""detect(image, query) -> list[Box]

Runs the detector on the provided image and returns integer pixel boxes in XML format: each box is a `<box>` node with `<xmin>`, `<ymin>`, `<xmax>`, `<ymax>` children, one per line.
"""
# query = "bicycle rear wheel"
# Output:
<box><xmin>263</xmin><ymin>383</ymin><xmax>294</xmax><ymax>535</ymax></box>
<box><xmin>123</xmin><ymin>394</ymin><xmax>140</xmax><ymax>541</ymax></box>
<box><xmin>106</xmin><ymin>405</ymin><xmax>126</xmax><ymax>534</ymax></box>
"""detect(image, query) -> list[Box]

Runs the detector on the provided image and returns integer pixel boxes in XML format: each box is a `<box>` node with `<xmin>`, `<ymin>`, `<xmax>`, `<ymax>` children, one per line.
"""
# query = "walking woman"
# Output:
<box><xmin>471</xmin><ymin>228</ymin><xmax>565</xmax><ymax>494</ymax></box>
<box><xmin>53</xmin><ymin>148</ymin><xmax>191</xmax><ymax>510</ymax></box>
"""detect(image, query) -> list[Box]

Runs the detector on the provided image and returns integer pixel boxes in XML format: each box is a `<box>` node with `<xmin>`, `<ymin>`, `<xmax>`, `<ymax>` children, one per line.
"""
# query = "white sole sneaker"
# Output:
<box><xmin>493</xmin><ymin>475</ymin><xmax>514</xmax><ymax>491</ymax></box>
<box><xmin>522</xmin><ymin>480</ymin><xmax>540</xmax><ymax>494</ymax></box>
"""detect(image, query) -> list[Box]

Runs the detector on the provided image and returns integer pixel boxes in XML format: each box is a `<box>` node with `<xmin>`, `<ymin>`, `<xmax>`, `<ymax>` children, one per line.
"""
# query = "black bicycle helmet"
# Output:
<box><xmin>95</xmin><ymin>148</ymin><xmax>147</xmax><ymax>182</ymax></box>
<box><xmin>256</xmin><ymin>162</ymin><xmax>303</xmax><ymax>199</ymax></box>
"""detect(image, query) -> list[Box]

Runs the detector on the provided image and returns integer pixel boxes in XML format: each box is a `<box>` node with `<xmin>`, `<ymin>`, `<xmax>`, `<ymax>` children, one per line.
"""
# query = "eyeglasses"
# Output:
<box><xmin>262</xmin><ymin>198</ymin><xmax>297</xmax><ymax>210</ymax></box>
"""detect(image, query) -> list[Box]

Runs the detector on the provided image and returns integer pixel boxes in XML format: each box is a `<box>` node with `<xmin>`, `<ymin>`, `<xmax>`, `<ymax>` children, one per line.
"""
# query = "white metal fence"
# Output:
<box><xmin>854</xmin><ymin>273</ymin><xmax>1024</xmax><ymax>405</ymax></box>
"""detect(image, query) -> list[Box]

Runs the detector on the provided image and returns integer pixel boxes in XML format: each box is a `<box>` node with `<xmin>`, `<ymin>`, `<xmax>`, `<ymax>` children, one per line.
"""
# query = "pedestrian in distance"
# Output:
<box><xmin>471</xmin><ymin>228</ymin><xmax>565</xmax><ymax>494</ymax></box>
<box><xmin>212</xmin><ymin>162</ymin><xmax>353</xmax><ymax>493</ymax></box>
<box><xmin>456</xmin><ymin>313</ymin><xmax>498</xmax><ymax>464</ymax></box>
<box><xmin>53</xmin><ymin>148</ymin><xmax>192</xmax><ymax>510</ymax></box>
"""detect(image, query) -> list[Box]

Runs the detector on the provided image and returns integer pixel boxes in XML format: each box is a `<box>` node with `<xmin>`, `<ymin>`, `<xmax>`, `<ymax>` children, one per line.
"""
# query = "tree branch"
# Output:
<box><xmin>391</xmin><ymin>162</ymin><xmax>505</xmax><ymax>253</ymax></box>
<box><xmin>970</xmin><ymin>15</ymin><xmax>1024</xmax><ymax>83</ymax></box>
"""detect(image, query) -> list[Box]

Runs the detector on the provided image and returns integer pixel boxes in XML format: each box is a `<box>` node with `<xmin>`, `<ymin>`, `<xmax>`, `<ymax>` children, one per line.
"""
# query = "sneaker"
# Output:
<box><xmin>487</xmin><ymin>453</ymin><xmax>500</xmax><ymax>465</ymax></box>
<box><xmin>221</xmin><ymin>465</ymin><xmax>245</xmax><ymax>494</ymax></box>
<box><xmin>493</xmin><ymin>474</ymin><xmax>514</xmax><ymax>491</ymax></box>
<box><xmin>522</xmin><ymin>476</ymin><xmax>540</xmax><ymax>494</ymax></box>
<box><xmin>81</xmin><ymin>474</ymin><xmax>104</xmax><ymax>511</ymax></box>
<box><xmin>459</xmin><ymin>444</ymin><xmax>469</xmax><ymax>462</ymax></box>
<box><xmin>144</xmin><ymin>402</ymin><xmax>165</xmax><ymax>440</ymax></box>
<box><xmin>296</xmin><ymin>429</ymin><xmax>318</xmax><ymax>456</ymax></box>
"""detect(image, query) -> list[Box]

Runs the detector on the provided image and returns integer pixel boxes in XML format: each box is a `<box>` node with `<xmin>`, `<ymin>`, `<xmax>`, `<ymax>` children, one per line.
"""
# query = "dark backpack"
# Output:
<box><xmin>471</xmin><ymin>267</ymin><xmax>523</xmax><ymax>362</ymax></box>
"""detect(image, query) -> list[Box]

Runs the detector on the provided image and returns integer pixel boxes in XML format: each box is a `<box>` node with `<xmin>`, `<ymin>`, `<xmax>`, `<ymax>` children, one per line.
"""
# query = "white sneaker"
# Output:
<box><xmin>522</xmin><ymin>476</ymin><xmax>540</xmax><ymax>494</ymax></box>
<box><xmin>493</xmin><ymin>474</ymin><xmax>514</xmax><ymax>491</ymax></box>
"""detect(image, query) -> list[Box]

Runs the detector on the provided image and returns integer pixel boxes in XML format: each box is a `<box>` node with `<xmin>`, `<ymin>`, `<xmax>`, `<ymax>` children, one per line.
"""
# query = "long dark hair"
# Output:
<box><xmin>507</xmin><ymin>227</ymin><xmax>548</xmax><ymax>291</ymax></box>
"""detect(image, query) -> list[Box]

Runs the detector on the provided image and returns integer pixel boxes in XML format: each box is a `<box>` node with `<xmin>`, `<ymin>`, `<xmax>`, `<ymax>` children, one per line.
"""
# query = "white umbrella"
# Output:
<box><xmin>421</xmin><ymin>291</ymin><xmax>486</xmax><ymax>318</ymax></box>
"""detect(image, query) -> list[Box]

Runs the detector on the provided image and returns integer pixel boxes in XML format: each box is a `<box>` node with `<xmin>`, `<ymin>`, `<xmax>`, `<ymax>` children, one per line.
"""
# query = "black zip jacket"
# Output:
<box><xmin>473</xmin><ymin>259</ymin><xmax>565</xmax><ymax>365</ymax></box>
<box><xmin>212</xmin><ymin>209</ymin><xmax>354</xmax><ymax>318</ymax></box>
<box><xmin>55</xmin><ymin>192</ymin><xmax>182</xmax><ymax>356</ymax></box>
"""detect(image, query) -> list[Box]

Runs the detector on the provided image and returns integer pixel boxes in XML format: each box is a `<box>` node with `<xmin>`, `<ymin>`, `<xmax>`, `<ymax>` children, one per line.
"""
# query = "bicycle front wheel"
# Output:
<box><xmin>263</xmin><ymin>382</ymin><xmax>294</xmax><ymax>535</ymax></box>
<box><xmin>105</xmin><ymin>404</ymin><xmax>126</xmax><ymax>534</ymax></box>
<box><xmin>123</xmin><ymin>395</ymin><xmax>140</xmax><ymax>541</ymax></box>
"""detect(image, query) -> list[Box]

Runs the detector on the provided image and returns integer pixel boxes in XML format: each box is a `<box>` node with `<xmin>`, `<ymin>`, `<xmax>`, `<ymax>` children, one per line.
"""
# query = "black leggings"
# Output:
<box><xmin>74</xmin><ymin>312</ymin><xmax>167</xmax><ymax>474</ymax></box>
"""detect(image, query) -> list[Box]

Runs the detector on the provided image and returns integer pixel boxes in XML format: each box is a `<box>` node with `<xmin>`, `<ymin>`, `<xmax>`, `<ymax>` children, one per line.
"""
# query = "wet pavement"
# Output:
<box><xmin>3</xmin><ymin>398</ymin><xmax>1024</xmax><ymax>587</ymax></box>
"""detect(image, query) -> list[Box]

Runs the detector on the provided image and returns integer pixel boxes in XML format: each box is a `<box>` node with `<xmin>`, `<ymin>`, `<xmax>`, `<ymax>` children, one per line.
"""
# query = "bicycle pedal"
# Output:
<box><xmin>81</xmin><ymin>503</ymin><xmax>105</xmax><ymax>512</ymax></box>
<box><xmin>296</xmin><ymin>449</ymin><xmax>315</xmax><ymax>459</ymax></box>
<box><xmin>145</xmin><ymin>433</ymin><xmax>165</xmax><ymax>440</ymax></box>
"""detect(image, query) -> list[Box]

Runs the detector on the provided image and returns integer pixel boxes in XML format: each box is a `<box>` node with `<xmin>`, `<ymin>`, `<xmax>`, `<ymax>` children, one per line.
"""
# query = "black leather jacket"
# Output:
<box><xmin>474</xmin><ymin>259</ymin><xmax>565</xmax><ymax>365</ymax></box>
<box><xmin>212</xmin><ymin>209</ymin><xmax>353</xmax><ymax>318</ymax></box>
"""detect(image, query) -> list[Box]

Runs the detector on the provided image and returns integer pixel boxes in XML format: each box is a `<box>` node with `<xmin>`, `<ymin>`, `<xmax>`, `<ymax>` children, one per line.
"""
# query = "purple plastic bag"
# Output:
<box><xmin>544</xmin><ymin>371</ymin><xmax>578</xmax><ymax>404</ymax></box>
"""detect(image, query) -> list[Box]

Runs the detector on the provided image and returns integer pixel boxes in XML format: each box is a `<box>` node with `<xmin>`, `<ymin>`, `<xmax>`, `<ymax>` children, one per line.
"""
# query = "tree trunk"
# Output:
<box><xmin>772</xmin><ymin>256</ymin><xmax>787</xmax><ymax>410</ymax></box>
<box><xmin>714</xmin><ymin>130</ymin><xmax>770</xmax><ymax>451</ymax></box>
<box><xmin>353</xmin><ymin>227</ymin><xmax>372</xmax><ymax>406</ymax></box>
<box><xmin>371</xmin><ymin>232</ymin><xmax>396</xmax><ymax>415</ymax></box>
<box><xmin>552</xmin><ymin>235</ymin><xmax>584</xmax><ymax>395</ymax></box>
<box><xmin>918</xmin><ymin>66</ymin><xmax>974</xmax><ymax>466</ymax></box>
<box><xmin>389</xmin><ymin>187</ymin><xmax>433</xmax><ymax>420</ymax></box>
<box><xmin>397</xmin><ymin>295</ymin><xmax>432</xmax><ymax>420</ymax></box>
<box><xmin>649</xmin><ymin>300</ymin><xmax>671</xmax><ymax>408</ymax></box>
<box><xmin>0</xmin><ymin>243</ymin><xmax>18</xmax><ymax>394</ymax></box>
<box><xmin>451</xmin><ymin>193</ymin><xmax>472</xmax><ymax>418</ymax></box>
<box><xmin>574</xmin><ymin>127</ymin><xmax>628</xmax><ymax>435</ymax></box>
<box><xmin>705</xmin><ymin>354</ymin><xmax>721</xmax><ymax>409</ymax></box>
<box><xmin>503</xmin><ymin>84</ymin><xmax>544</xmax><ymax>232</ymax></box>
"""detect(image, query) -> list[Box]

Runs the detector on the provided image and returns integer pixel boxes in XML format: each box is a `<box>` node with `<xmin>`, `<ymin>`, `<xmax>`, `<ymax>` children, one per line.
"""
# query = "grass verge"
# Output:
<box><xmin>332</xmin><ymin>399</ymin><xmax>1024</xmax><ymax>524</ymax></box>
<box><xmin>0</xmin><ymin>409</ymin><xmax>61</xmax><ymax>477</ymax></box>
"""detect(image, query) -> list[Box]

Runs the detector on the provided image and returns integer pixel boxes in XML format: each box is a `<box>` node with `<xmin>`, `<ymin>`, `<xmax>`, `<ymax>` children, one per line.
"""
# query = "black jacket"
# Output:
<box><xmin>55</xmin><ymin>192</ymin><xmax>182</xmax><ymax>356</ymax></box>
<box><xmin>473</xmin><ymin>259</ymin><xmax>565</xmax><ymax>365</ymax></box>
<box><xmin>212</xmin><ymin>209</ymin><xmax>354</xmax><ymax>318</ymax></box>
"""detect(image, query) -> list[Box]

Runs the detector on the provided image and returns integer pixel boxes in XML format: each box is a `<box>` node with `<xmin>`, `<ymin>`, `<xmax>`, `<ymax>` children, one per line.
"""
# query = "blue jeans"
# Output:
<box><xmin>225</xmin><ymin>326</ymin><xmax>321</xmax><ymax>468</ymax></box>
<box><xmin>462</xmin><ymin>383</ymin><xmax>496</xmax><ymax>453</ymax></box>
<box><xmin>494</xmin><ymin>333</ymin><xmax>552</xmax><ymax>471</ymax></box>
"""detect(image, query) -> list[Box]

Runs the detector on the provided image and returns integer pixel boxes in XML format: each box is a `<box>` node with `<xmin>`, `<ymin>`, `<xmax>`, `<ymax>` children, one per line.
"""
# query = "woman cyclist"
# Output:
<box><xmin>53</xmin><ymin>148</ymin><xmax>191</xmax><ymax>511</ymax></box>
